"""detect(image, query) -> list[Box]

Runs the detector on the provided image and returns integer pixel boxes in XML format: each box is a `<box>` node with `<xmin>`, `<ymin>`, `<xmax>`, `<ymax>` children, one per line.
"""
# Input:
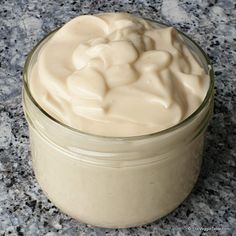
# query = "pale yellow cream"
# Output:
<box><xmin>30</xmin><ymin>13</ymin><xmax>209</xmax><ymax>136</ymax></box>
<box><xmin>24</xmin><ymin>13</ymin><xmax>213</xmax><ymax>228</ymax></box>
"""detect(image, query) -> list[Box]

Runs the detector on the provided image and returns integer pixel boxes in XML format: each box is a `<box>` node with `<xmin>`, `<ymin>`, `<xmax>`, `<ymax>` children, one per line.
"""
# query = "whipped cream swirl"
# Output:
<box><xmin>30</xmin><ymin>13</ymin><xmax>209</xmax><ymax>136</ymax></box>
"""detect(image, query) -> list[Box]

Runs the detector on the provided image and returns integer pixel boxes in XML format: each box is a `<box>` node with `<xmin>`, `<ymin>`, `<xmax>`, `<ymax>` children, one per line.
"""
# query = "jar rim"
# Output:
<box><xmin>23</xmin><ymin>18</ymin><xmax>214</xmax><ymax>141</ymax></box>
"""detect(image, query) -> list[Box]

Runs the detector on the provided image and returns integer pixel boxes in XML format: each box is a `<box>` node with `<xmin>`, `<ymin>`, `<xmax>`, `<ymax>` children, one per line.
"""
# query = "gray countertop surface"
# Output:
<box><xmin>0</xmin><ymin>0</ymin><xmax>235</xmax><ymax>235</ymax></box>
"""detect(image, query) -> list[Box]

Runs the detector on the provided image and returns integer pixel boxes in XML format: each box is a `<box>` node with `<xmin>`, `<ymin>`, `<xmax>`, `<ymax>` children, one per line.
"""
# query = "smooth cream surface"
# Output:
<box><xmin>30</xmin><ymin>13</ymin><xmax>209</xmax><ymax>136</ymax></box>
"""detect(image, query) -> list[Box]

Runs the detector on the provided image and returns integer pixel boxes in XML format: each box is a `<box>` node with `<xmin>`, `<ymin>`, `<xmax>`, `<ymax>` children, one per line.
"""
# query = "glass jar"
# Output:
<box><xmin>22</xmin><ymin>21</ymin><xmax>214</xmax><ymax>228</ymax></box>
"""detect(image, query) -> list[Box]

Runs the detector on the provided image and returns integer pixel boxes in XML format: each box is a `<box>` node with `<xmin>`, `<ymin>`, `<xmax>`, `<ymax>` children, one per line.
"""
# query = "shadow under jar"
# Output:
<box><xmin>22</xmin><ymin>21</ymin><xmax>214</xmax><ymax>228</ymax></box>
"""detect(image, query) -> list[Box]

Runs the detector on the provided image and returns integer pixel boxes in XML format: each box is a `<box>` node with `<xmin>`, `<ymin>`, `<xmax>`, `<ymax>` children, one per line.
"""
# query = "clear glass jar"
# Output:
<box><xmin>22</xmin><ymin>21</ymin><xmax>214</xmax><ymax>228</ymax></box>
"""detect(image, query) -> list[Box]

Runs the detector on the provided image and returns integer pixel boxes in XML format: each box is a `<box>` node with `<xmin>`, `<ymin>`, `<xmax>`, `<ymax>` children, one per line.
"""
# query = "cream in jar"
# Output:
<box><xmin>23</xmin><ymin>12</ymin><xmax>213</xmax><ymax>228</ymax></box>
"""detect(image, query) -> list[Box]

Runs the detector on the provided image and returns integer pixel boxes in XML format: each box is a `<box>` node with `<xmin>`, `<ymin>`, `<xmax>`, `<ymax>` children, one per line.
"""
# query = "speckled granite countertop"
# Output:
<box><xmin>0</xmin><ymin>0</ymin><xmax>235</xmax><ymax>235</ymax></box>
